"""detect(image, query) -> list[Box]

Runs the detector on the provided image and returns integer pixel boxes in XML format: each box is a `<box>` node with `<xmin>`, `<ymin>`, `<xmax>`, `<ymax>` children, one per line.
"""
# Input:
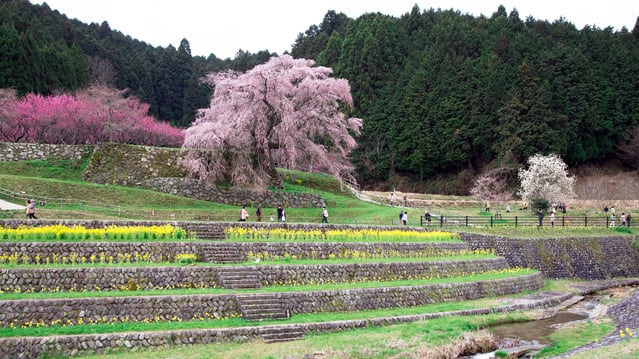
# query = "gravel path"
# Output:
<box><xmin>0</xmin><ymin>199</ymin><xmax>25</xmax><ymax>210</ymax></box>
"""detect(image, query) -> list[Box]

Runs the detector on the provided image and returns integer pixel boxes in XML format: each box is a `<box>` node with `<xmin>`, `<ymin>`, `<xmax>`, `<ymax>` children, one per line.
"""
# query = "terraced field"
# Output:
<box><xmin>0</xmin><ymin>221</ymin><xmax>557</xmax><ymax>358</ymax></box>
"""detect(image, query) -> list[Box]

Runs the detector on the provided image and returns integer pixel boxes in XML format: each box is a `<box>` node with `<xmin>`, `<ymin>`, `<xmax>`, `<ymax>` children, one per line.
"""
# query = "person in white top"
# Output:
<box><xmin>239</xmin><ymin>205</ymin><xmax>249</xmax><ymax>222</ymax></box>
<box><xmin>321</xmin><ymin>206</ymin><xmax>329</xmax><ymax>223</ymax></box>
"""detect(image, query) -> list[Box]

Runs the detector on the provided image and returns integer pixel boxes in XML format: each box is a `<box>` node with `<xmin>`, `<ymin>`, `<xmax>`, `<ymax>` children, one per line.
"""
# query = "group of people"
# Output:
<box><xmin>238</xmin><ymin>204</ymin><xmax>330</xmax><ymax>223</ymax></box>
<box><xmin>604</xmin><ymin>205</ymin><xmax>632</xmax><ymax>227</ymax></box>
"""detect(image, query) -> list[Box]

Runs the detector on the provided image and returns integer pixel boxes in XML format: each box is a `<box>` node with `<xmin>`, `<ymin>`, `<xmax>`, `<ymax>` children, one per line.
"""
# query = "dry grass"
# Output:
<box><xmin>413</xmin><ymin>330</ymin><xmax>496</xmax><ymax>359</ymax></box>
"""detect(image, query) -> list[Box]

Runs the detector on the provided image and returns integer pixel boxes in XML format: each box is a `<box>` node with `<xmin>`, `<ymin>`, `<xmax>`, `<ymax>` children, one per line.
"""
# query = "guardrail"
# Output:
<box><xmin>419</xmin><ymin>215</ymin><xmax>625</xmax><ymax>228</ymax></box>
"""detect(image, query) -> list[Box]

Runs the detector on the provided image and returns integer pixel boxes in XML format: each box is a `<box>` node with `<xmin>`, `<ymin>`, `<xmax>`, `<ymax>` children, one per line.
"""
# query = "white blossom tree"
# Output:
<box><xmin>518</xmin><ymin>153</ymin><xmax>575</xmax><ymax>203</ymax></box>
<box><xmin>181</xmin><ymin>55</ymin><xmax>362</xmax><ymax>189</ymax></box>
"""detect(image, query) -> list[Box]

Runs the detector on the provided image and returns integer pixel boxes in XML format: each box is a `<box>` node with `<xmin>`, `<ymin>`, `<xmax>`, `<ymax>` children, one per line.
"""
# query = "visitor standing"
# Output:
<box><xmin>621</xmin><ymin>212</ymin><xmax>627</xmax><ymax>227</ymax></box>
<box><xmin>389</xmin><ymin>193</ymin><xmax>395</xmax><ymax>206</ymax></box>
<box><xmin>403</xmin><ymin>195</ymin><xmax>407</xmax><ymax>207</ymax></box>
<box><xmin>627</xmin><ymin>212</ymin><xmax>632</xmax><ymax>227</ymax></box>
<box><xmin>277</xmin><ymin>205</ymin><xmax>284</xmax><ymax>222</ymax></box>
<box><xmin>401</xmin><ymin>211</ymin><xmax>408</xmax><ymax>225</ymax></box>
<box><xmin>256</xmin><ymin>204</ymin><xmax>262</xmax><ymax>222</ymax></box>
<box><xmin>321</xmin><ymin>206</ymin><xmax>329</xmax><ymax>223</ymax></box>
<box><xmin>537</xmin><ymin>209</ymin><xmax>544</xmax><ymax>226</ymax></box>
<box><xmin>425</xmin><ymin>210</ymin><xmax>431</xmax><ymax>226</ymax></box>
<box><xmin>550</xmin><ymin>212</ymin><xmax>555</xmax><ymax>227</ymax></box>
<box><xmin>485</xmin><ymin>201</ymin><xmax>490</xmax><ymax>212</ymax></box>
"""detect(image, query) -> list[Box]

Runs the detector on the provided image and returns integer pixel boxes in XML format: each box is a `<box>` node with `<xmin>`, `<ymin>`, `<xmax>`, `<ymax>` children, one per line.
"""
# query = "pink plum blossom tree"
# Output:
<box><xmin>181</xmin><ymin>55</ymin><xmax>362</xmax><ymax>189</ymax></box>
<box><xmin>0</xmin><ymin>86</ymin><xmax>184</xmax><ymax>147</ymax></box>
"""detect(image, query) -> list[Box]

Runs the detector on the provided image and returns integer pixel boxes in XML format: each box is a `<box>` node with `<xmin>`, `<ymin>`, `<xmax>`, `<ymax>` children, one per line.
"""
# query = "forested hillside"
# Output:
<box><xmin>292</xmin><ymin>7</ymin><xmax>639</xmax><ymax>192</ymax></box>
<box><xmin>2</xmin><ymin>1</ymin><xmax>639</xmax><ymax>194</ymax></box>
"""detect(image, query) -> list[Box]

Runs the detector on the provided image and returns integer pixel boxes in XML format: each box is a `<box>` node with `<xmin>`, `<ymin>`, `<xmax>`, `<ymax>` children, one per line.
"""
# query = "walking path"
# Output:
<box><xmin>0</xmin><ymin>198</ymin><xmax>24</xmax><ymax>210</ymax></box>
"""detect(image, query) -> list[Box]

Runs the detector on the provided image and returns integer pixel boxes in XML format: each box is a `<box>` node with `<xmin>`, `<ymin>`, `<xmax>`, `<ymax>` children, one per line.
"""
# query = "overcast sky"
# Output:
<box><xmin>31</xmin><ymin>0</ymin><xmax>639</xmax><ymax>59</ymax></box>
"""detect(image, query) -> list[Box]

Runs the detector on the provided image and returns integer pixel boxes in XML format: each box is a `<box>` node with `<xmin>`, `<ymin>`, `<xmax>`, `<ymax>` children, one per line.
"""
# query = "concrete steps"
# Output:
<box><xmin>236</xmin><ymin>293</ymin><xmax>288</xmax><ymax>321</ymax></box>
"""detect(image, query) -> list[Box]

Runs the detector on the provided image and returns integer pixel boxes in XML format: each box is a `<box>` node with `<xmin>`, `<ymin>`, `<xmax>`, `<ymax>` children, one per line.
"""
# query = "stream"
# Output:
<box><xmin>468</xmin><ymin>292</ymin><xmax>611</xmax><ymax>358</ymax></box>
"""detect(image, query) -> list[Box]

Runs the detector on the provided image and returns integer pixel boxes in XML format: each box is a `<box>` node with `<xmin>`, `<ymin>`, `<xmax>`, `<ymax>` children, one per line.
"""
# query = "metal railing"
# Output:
<box><xmin>419</xmin><ymin>215</ymin><xmax>626</xmax><ymax>228</ymax></box>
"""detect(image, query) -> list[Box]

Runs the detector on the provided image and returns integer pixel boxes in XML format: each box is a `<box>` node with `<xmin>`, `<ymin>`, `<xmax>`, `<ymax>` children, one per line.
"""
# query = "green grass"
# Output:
<box><xmin>51</xmin><ymin>313</ymin><xmax>525</xmax><ymax>359</ymax></box>
<box><xmin>536</xmin><ymin>320</ymin><xmax>616</xmax><ymax>357</ymax></box>
<box><xmin>0</xmin><ymin>158</ymin><xmax>89</xmax><ymax>181</ymax></box>
<box><xmin>0</xmin><ymin>161</ymin><xmax>632</xmax><ymax>239</ymax></box>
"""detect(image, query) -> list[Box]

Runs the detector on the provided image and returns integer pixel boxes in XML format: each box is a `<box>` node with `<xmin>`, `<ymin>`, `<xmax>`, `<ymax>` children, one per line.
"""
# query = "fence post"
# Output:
<box><xmin>515</xmin><ymin>216</ymin><xmax>518</xmax><ymax>227</ymax></box>
<box><xmin>465</xmin><ymin>216</ymin><xmax>469</xmax><ymax>226</ymax></box>
<box><xmin>440</xmin><ymin>215</ymin><xmax>443</xmax><ymax>227</ymax></box>
<box><xmin>585</xmin><ymin>216</ymin><xmax>587</xmax><ymax>227</ymax></box>
<box><xmin>490</xmin><ymin>216</ymin><xmax>493</xmax><ymax>227</ymax></box>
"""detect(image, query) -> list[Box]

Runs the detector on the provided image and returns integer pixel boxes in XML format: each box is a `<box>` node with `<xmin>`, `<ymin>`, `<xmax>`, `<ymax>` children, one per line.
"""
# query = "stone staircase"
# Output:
<box><xmin>260</xmin><ymin>325</ymin><xmax>305</xmax><ymax>343</ymax></box>
<box><xmin>179</xmin><ymin>223</ymin><xmax>226</xmax><ymax>240</ymax></box>
<box><xmin>202</xmin><ymin>242</ymin><xmax>246</xmax><ymax>263</ymax></box>
<box><xmin>217</xmin><ymin>267</ymin><xmax>261</xmax><ymax>289</ymax></box>
<box><xmin>236</xmin><ymin>293</ymin><xmax>289</xmax><ymax>322</ymax></box>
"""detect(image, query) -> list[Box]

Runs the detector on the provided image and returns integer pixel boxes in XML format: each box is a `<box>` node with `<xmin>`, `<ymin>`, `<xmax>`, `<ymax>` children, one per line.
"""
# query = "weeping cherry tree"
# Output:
<box><xmin>181</xmin><ymin>55</ymin><xmax>362</xmax><ymax>189</ymax></box>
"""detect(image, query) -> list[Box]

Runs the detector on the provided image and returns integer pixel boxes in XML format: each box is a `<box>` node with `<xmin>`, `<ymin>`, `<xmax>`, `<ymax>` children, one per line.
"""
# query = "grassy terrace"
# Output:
<box><xmin>0</xmin><ymin>268</ymin><xmax>534</xmax><ymax>300</ymax></box>
<box><xmin>0</xmin><ymin>293</ymin><xmax>534</xmax><ymax>338</ymax></box>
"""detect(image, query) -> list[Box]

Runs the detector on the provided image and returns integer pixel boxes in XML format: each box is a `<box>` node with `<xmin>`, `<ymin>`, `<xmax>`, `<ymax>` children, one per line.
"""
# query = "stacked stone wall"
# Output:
<box><xmin>0</xmin><ymin>258</ymin><xmax>508</xmax><ymax>293</ymax></box>
<box><xmin>0</xmin><ymin>273</ymin><xmax>555</xmax><ymax>359</ymax></box>
<box><xmin>461</xmin><ymin>233</ymin><xmax>639</xmax><ymax>279</ymax></box>
<box><xmin>0</xmin><ymin>273</ymin><xmax>543</xmax><ymax>328</ymax></box>
<box><xmin>0</xmin><ymin>142</ymin><xmax>93</xmax><ymax>162</ymax></box>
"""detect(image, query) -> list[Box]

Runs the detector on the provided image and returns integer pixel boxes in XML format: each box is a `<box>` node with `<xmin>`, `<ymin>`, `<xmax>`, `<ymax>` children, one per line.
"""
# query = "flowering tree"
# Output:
<box><xmin>470</xmin><ymin>167</ymin><xmax>517</xmax><ymax>201</ymax></box>
<box><xmin>518</xmin><ymin>153</ymin><xmax>575</xmax><ymax>203</ymax></box>
<box><xmin>181</xmin><ymin>55</ymin><xmax>362</xmax><ymax>189</ymax></box>
<box><xmin>0</xmin><ymin>86</ymin><xmax>184</xmax><ymax>147</ymax></box>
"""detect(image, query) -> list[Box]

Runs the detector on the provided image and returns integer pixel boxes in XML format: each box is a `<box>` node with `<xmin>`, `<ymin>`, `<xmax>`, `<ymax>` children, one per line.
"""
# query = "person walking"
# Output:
<box><xmin>537</xmin><ymin>208</ymin><xmax>544</xmax><ymax>227</ymax></box>
<box><xmin>627</xmin><ymin>212</ymin><xmax>632</xmax><ymax>227</ymax></box>
<box><xmin>239</xmin><ymin>205</ymin><xmax>249</xmax><ymax>222</ymax></box>
<box><xmin>485</xmin><ymin>201</ymin><xmax>490</xmax><ymax>212</ymax></box>
<box><xmin>401</xmin><ymin>211</ymin><xmax>408</xmax><ymax>225</ymax></box>
<box><xmin>424</xmin><ymin>210</ymin><xmax>432</xmax><ymax>226</ymax></box>
<box><xmin>621</xmin><ymin>212</ymin><xmax>627</xmax><ymax>227</ymax></box>
<box><xmin>550</xmin><ymin>212</ymin><xmax>555</xmax><ymax>227</ymax></box>
<box><xmin>26</xmin><ymin>199</ymin><xmax>38</xmax><ymax>219</ymax></box>
<box><xmin>321</xmin><ymin>206</ymin><xmax>329</xmax><ymax>223</ymax></box>
<box><xmin>389</xmin><ymin>193</ymin><xmax>395</xmax><ymax>206</ymax></box>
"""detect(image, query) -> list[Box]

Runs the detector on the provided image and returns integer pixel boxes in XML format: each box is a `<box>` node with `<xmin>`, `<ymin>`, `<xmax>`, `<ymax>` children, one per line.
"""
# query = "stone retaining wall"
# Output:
<box><xmin>0</xmin><ymin>258</ymin><xmax>508</xmax><ymax>293</ymax></box>
<box><xmin>81</xmin><ymin>143</ymin><xmax>325</xmax><ymax>208</ymax></box>
<box><xmin>0</xmin><ymin>272</ymin><xmax>542</xmax><ymax>328</ymax></box>
<box><xmin>0</xmin><ymin>273</ymin><xmax>547</xmax><ymax>359</ymax></box>
<box><xmin>0</xmin><ymin>242</ymin><xmax>201</xmax><ymax>264</ymax></box>
<box><xmin>461</xmin><ymin>233</ymin><xmax>639</xmax><ymax>279</ymax></box>
<box><xmin>0</xmin><ymin>142</ymin><xmax>93</xmax><ymax>162</ymax></box>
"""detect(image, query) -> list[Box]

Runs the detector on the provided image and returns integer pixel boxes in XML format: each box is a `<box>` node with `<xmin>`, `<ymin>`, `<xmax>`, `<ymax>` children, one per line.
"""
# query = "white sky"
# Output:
<box><xmin>32</xmin><ymin>0</ymin><xmax>639</xmax><ymax>59</ymax></box>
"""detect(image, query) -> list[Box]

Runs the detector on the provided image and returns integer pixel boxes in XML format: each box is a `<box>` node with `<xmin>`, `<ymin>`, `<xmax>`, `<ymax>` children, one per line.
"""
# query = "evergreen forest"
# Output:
<box><xmin>2</xmin><ymin>0</ymin><xmax>639</xmax><ymax>193</ymax></box>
